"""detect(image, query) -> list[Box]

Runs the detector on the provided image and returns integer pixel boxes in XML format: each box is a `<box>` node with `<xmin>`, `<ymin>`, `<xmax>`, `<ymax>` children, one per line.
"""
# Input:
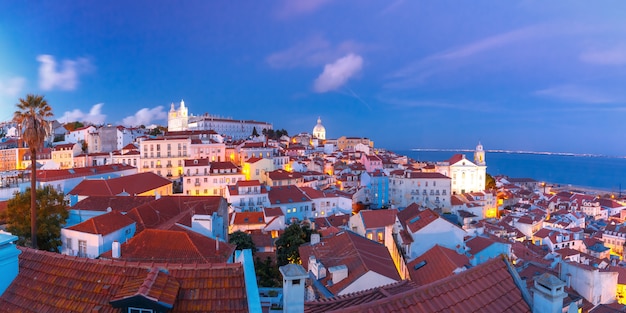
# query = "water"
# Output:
<box><xmin>399</xmin><ymin>150</ymin><xmax>626</xmax><ymax>193</ymax></box>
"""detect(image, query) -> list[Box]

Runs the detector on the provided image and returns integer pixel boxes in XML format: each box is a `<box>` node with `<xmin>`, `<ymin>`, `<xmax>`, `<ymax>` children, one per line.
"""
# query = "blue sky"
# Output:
<box><xmin>1</xmin><ymin>1</ymin><xmax>626</xmax><ymax>155</ymax></box>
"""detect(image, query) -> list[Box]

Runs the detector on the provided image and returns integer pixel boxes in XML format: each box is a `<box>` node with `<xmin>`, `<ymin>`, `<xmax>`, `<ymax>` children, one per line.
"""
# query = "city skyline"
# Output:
<box><xmin>1</xmin><ymin>1</ymin><xmax>626</xmax><ymax>155</ymax></box>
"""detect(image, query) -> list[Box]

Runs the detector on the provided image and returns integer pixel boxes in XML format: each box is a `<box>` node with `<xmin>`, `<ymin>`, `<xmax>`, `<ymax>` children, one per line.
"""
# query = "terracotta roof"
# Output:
<box><xmin>305</xmin><ymin>280</ymin><xmax>419</xmax><ymax>313</ymax></box>
<box><xmin>232</xmin><ymin>211</ymin><xmax>265</xmax><ymax>225</ymax></box>
<box><xmin>465</xmin><ymin>236</ymin><xmax>498</xmax><ymax>255</ymax></box>
<box><xmin>264</xmin><ymin>207</ymin><xmax>284</xmax><ymax>217</ymax></box>
<box><xmin>316</xmin><ymin>257</ymin><xmax>531</xmax><ymax>313</ymax></box>
<box><xmin>313</xmin><ymin>214</ymin><xmax>350</xmax><ymax>228</ymax></box>
<box><xmin>36</xmin><ymin>164</ymin><xmax>136</xmax><ymax>182</ymax></box>
<box><xmin>67</xmin><ymin>211</ymin><xmax>135</xmax><ymax>235</ymax></box>
<box><xmin>407</xmin><ymin>244</ymin><xmax>470</xmax><ymax>285</ymax></box>
<box><xmin>268</xmin><ymin>185</ymin><xmax>311</xmax><ymax>205</ymax></box>
<box><xmin>447</xmin><ymin>154</ymin><xmax>465</xmax><ymax>165</ymax></box>
<box><xmin>125</xmin><ymin>196</ymin><xmax>225</xmax><ymax>233</ymax></box>
<box><xmin>0</xmin><ymin>247</ymin><xmax>248</xmax><ymax>313</ymax></box>
<box><xmin>110</xmin><ymin>267</ymin><xmax>180</xmax><ymax>310</ymax></box>
<box><xmin>100</xmin><ymin>226</ymin><xmax>235</xmax><ymax>263</ymax></box>
<box><xmin>68</xmin><ymin>172</ymin><xmax>172</xmax><ymax>197</ymax></box>
<box><xmin>245</xmin><ymin>157</ymin><xmax>263</xmax><ymax>163</ymax></box>
<box><xmin>184</xmin><ymin>158</ymin><xmax>210</xmax><ymax>167</ymax></box>
<box><xmin>236</xmin><ymin>180</ymin><xmax>261</xmax><ymax>187</ymax></box>
<box><xmin>299</xmin><ymin>231</ymin><xmax>401</xmax><ymax>295</ymax></box>
<box><xmin>267</xmin><ymin>169</ymin><xmax>303</xmax><ymax>180</ymax></box>
<box><xmin>358</xmin><ymin>209</ymin><xmax>398</xmax><ymax>229</ymax></box>
<box><xmin>405</xmin><ymin>208</ymin><xmax>440</xmax><ymax>233</ymax></box>
<box><xmin>69</xmin><ymin>196</ymin><xmax>156</xmax><ymax>213</ymax></box>
<box><xmin>396</xmin><ymin>203</ymin><xmax>421</xmax><ymax>230</ymax></box>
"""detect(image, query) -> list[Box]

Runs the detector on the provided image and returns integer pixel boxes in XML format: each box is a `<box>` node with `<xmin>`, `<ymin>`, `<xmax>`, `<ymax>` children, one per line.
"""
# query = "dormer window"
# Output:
<box><xmin>129</xmin><ymin>308</ymin><xmax>153</xmax><ymax>313</ymax></box>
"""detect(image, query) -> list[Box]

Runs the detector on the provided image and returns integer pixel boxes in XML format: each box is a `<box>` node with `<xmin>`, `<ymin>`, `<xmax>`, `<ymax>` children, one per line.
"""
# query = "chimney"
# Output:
<box><xmin>216</xmin><ymin>235</ymin><xmax>220</xmax><ymax>251</ymax></box>
<box><xmin>112</xmin><ymin>241</ymin><xmax>121</xmax><ymax>259</ymax></box>
<box><xmin>0</xmin><ymin>231</ymin><xmax>21</xmax><ymax>296</ymax></box>
<box><xmin>532</xmin><ymin>273</ymin><xmax>566</xmax><ymax>313</ymax></box>
<box><xmin>328</xmin><ymin>265</ymin><xmax>348</xmax><ymax>284</ymax></box>
<box><xmin>310</xmin><ymin>233</ymin><xmax>320</xmax><ymax>245</ymax></box>
<box><xmin>280</xmin><ymin>264</ymin><xmax>308</xmax><ymax>313</ymax></box>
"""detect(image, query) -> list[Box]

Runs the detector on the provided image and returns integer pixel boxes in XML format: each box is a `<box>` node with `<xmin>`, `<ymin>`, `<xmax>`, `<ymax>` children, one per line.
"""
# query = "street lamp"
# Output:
<box><xmin>542</xmin><ymin>182</ymin><xmax>546</xmax><ymax>194</ymax></box>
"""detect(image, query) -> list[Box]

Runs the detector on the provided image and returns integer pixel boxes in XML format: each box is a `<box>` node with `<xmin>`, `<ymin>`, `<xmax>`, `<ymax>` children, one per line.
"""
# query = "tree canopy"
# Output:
<box><xmin>486</xmin><ymin>173</ymin><xmax>496</xmax><ymax>190</ymax></box>
<box><xmin>1</xmin><ymin>186</ymin><xmax>69</xmax><ymax>252</ymax></box>
<box><xmin>275</xmin><ymin>223</ymin><xmax>314</xmax><ymax>266</ymax></box>
<box><xmin>228</xmin><ymin>230</ymin><xmax>257</xmax><ymax>254</ymax></box>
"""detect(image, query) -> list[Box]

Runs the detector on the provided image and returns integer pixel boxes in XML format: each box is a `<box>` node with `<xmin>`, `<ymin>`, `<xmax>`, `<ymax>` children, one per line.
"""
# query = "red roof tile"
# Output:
<box><xmin>0</xmin><ymin>247</ymin><xmax>248</xmax><ymax>313</ymax></box>
<box><xmin>67</xmin><ymin>211</ymin><xmax>135</xmax><ymax>235</ymax></box>
<box><xmin>407</xmin><ymin>244</ymin><xmax>470</xmax><ymax>285</ymax></box>
<box><xmin>358</xmin><ymin>209</ymin><xmax>398</xmax><ymax>229</ymax></box>
<box><xmin>68</xmin><ymin>172</ymin><xmax>172</xmax><ymax>197</ymax></box>
<box><xmin>299</xmin><ymin>231</ymin><xmax>401</xmax><ymax>295</ymax></box>
<box><xmin>101</xmin><ymin>226</ymin><xmax>234</xmax><ymax>263</ymax></box>
<box><xmin>405</xmin><ymin>208</ymin><xmax>440</xmax><ymax>233</ymax></box>
<box><xmin>268</xmin><ymin>185</ymin><xmax>311</xmax><ymax>205</ymax></box>
<box><xmin>36</xmin><ymin>164</ymin><xmax>136</xmax><ymax>182</ymax></box>
<box><xmin>69</xmin><ymin>196</ymin><xmax>156</xmax><ymax>212</ymax></box>
<box><xmin>314</xmin><ymin>257</ymin><xmax>531</xmax><ymax>313</ymax></box>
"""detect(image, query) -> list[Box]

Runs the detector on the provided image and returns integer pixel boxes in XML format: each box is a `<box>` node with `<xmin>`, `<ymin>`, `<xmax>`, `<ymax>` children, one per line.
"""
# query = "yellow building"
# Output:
<box><xmin>337</xmin><ymin>136</ymin><xmax>373</xmax><ymax>151</ymax></box>
<box><xmin>51</xmin><ymin>143</ymin><xmax>82</xmax><ymax>169</ymax></box>
<box><xmin>0</xmin><ymin>147</ymin><xmax>27</xmax><ymax>171</ymax></box>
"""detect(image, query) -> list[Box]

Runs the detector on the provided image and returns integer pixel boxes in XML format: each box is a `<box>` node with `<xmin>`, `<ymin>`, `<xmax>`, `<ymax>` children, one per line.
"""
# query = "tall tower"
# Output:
<box><xmin>474</xmin><ymin>142</ymin><xmax>485</xmax><ymax>166</ymax></box>
<box><xmin>167</xmin><ymin>99</ymin><xmax>189</xmax><ymax>131</ymax></box>
<box><xmin>312</xmin><ymin>117</ymin><xmax>326</xmax><ymax>140</ymax></box>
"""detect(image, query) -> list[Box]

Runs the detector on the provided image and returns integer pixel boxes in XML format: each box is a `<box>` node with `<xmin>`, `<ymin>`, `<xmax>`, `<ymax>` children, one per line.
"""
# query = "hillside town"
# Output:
<box><xmin>1</xmin><ymin>100</ymin><xmax>626</xmax><ymax>312</ymax></box>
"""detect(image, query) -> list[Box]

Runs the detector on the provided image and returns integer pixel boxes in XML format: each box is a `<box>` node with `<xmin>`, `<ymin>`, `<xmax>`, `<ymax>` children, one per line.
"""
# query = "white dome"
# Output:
<box><xmin>313</xmin><ymin>117</ymin><xmax>326</xmax><ymax>140</ymax></box>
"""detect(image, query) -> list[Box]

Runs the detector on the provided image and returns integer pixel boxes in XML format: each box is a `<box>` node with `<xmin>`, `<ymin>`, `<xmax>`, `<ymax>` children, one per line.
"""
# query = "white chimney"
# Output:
<box><xmin>216</xmin><ymin>235</ymin><xmax>220</xmax><ymax>251</ymax></box>
<box><xmin>310</xmin><ymin>233</ymin><xmax>320</xmax><ymax>245</ymax></box>
<box><xmin>328</xmin><ymin>265</ymin><xmax>348</xmax><ymax>284</ymax></box>
<box><xmin>112</xmin><ymin>241</ymin><xmax>121</xmax><ymax>258</ymax></box>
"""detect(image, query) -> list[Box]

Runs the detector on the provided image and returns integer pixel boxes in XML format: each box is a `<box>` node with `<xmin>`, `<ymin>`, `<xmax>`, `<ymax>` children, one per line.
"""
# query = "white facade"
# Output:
<box><xmin>560</xmin><ymin>261</ymin><xmax>618</xmax><ymax>305</ymax></box>
<box><xmin>168</xmin><ymin>100</ymin><xmax>189</xmax><ymax>131</ymax></box>
<box><xmin>337</xmin><ymin>271</ymin><xmax>397</xmax><ymax>296</ymax></box>
<box><xmin>61</xmin><ymin>223</ymin><xmax>136</xmax><ymax>259</ymax></box>
<box><xmin>183</xmin><ymin>160</ymin><xmax>244</xmax><ymax>196</ymax></box>
<box><xmin>139</xmin><ymin>136</ymin><xmax>190</xmax><ymax>179</ymax></box>
<box><xmin>312</xmin><ymin>117</ymin><xmax>326</xmax><ymax>140</ymax></box>
<box><xmin>226</xmin><ymin>181</ymin><xmax>270</xmax><ymax>212</ymax></box>
<box><xmin>388</xmin><ymin>171</ymin><xmax>451</xmax><ymax>209</ymax></box>
<box><xmin>190</xmin><ymin>140</ymin><xmax>226</xmax><ymax>162</ymax></box>
<box><xmin>406</xmin><ymin>218</ymin><xmax>466</xmax><ymax>260</ymax></box>
<box><xmin>437</xmin><ymin>152</ymin><xmax>486</xmax><ymax>195</ymax></box>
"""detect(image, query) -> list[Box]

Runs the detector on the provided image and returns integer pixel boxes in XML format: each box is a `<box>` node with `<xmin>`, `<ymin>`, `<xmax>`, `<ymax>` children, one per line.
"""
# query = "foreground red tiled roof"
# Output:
<box><xmin>67</xmin><ymin>211</ymin><xmax>135</xmax><ymax>235</ymax></box>
<box><xmin>314</xmin><ymin>257</ymin><xmax>531</xmax><ymax>313</ymax></box>
<box><xmin>0</xmin><ymin>248</ymin><xmax>248</xmax><ymax>313</ymax></box>
<box><xmin>300</xmin><ymin>231</ymin><xmax>401</xmax><ymax>295</ymax></box>
<box><xmin>68</xmin><ymin>172</ymin><xmax>172</xmax><ymax>196</ymax></box>
<box><xmin>406</xmin><ymin>208</ymin><xmax>440</xmax><ymax>233</ymax></box>
<box><xmin>305</xmin><ymin>280</ymin><xmax>419</xmax><ymax>313</ymax></box>
<box><xmin>407</xmin><ymin>244</ymin><xmax>470</xmax><ymax>285</ymax></box>
<box><xmin>100</xmin><ymin>226</ymin><xmax>235</xmax><ymax>263</ymax></box>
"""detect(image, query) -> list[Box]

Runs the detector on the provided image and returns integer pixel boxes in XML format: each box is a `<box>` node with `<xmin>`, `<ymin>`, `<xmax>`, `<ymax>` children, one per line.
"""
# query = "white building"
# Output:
<box><xmin>388</xmin><ymin>170</ymin><xmax>451</xmax><ymax>209</ymax></box>
<box><xmin>183</xmin><ymin>160</ymin><xmax>244</xmax><ymax>196</ymax></box>
<box><xmin>225</xmin><ymin>180</ymin><xmax>270</xmax><ymax>212</ymax></box>
<box><xmin>139</xmin><ymin>136</ymin><xmax>190</xmax><ymax>179</ymax></box>
<box><xmin>168</xmin><ymin>99</ymin><xmax>189</xmax><ymax>131</ymax></box>
<box><xmin>312</xmin><ymin>117</ymin><xmax>326</xmax><ymax>140</ymax></box>
<box><xmin>436</xmin><ymin>143</ymin><xmax>487</xmax><ymax>195</ymax></box>
<box><xmin>61</xmin><ymin>211</ymin><xmax>136</xmax><ymax>259</ymax></box>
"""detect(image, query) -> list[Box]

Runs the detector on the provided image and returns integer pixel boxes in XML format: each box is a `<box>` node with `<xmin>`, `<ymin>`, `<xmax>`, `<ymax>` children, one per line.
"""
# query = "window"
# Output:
<box><xmin>66</xmin><ymin>238</ymin><xmax>72</xmax><ymax>250</ymax></box>
<box><xmin>78</xmin><ymin>240</ymin><xmax>87</xmax><ymax>257</ymax></box>
<box><xmin>129</xmin><ymin>308</ymin><xmax>153</xmax><ymax>313</ymax></box>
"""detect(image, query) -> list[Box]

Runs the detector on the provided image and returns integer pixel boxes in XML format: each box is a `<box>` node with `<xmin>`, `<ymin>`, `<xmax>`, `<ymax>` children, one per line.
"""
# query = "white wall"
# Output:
<box><xmin>338</xmin><ymin>271</ymin><xmax>397</xmax><ymax>296</ymax></box>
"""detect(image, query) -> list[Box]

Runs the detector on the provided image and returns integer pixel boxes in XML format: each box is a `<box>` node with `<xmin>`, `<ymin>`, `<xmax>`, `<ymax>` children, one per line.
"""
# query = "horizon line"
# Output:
<box><xmin>409</xmin><ymin>148</ymin><xmax>623</xmax><ymax>158</ymax></box>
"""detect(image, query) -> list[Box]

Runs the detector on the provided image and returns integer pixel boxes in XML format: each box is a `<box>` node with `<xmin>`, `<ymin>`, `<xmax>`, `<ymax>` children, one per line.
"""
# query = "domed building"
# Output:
<box><xmin>312</xmin><ymin>117</ymin><xmax>326</xmax><ymax>140</ymax></box>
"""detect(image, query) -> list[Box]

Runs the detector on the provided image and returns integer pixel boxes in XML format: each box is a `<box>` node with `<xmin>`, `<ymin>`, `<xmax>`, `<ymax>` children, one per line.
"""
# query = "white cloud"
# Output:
<box><xmin>314</xmin><ymin>53</ymin><xmax>363</xmax><ymax>93</ymax></box>
<box><xmin>534</xmin><ymin>85</ymin><xmax>616</xmax><ymax>104</ymax></box>
<box><xmin>0</xmin><ymin>77</ymin><xmax>26</xmax><ymax>97</ymax></box>
<box><xmin>580</xmin><ymin>45</ymin><xmax>626</xmax><ymax>65</ymax></box>
<box><xmin>59</xmin><ymin>103</ymin><xmax>107</xmax><ymax>124</ymax></box>
<box><xmin>275</xmin><ymin>0</ymin><xmax>332</xmax><ymax>18</ymax></box>
<box><xmin>37</xmin><ymin>54</ymin><xmax>93</xmax><ymax>91</ymax></box>
<box><xmin>267</xmin><ymin>35</ymin><xmax>363</xmax><ymax>69</ymax></box>
<box><xmin>122</xmin><ymin>106</ymin><xmax>167</xmax><ymax>127</ymax></box>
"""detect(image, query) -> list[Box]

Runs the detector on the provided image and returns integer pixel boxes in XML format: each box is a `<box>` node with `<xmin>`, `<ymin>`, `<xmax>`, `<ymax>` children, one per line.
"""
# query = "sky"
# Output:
<box><xmin>1</xmin><ymin>1</ymin><xmax>626</xmax><ymax>155</ymax></box>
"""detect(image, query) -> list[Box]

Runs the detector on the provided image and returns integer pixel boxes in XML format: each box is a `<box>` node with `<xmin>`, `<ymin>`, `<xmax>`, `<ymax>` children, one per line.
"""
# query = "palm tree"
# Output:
<box><xmin>13</xmin><ymin>94</ymin><xmax>53</xmax><ymax>249</ymax></box>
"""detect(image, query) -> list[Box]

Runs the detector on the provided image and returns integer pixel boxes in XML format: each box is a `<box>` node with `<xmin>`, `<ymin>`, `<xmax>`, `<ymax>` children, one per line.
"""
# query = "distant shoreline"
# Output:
<box><xmin>410</xmin><ymin>148</ymin><xmax>624</xmax><ymax>159</ymax></box>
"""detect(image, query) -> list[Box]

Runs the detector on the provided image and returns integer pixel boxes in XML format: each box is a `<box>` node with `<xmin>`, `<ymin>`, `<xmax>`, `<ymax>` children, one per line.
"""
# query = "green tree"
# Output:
<box><xmin>485</xmin><ymin>173</ymin><xmax>496</xmax><ymax>190</ymax></box>
<box><xmin>229</xmin><ymin>230</ymin><xmax>257</xmax><ymax>254</ymax></box>
<box><xmin>275</xmin><ymin>223</ymin><xmax>314</xmax><ymax>266</ymax></box>
<box><xmin>255</xmin><ymin>256</ymin><xmax>281</xmax><ymax>287</ymax></box>
<box><xmin>251</xmin><ymin>127</ymin><xmax>259</xmax><ymax>137</ymax></box>
<box><xmin>14</xmin><ymin>94</ymin><xmax>53</xmax><ymax>249</ymax></box>
<box><xmin>2</xmin><ymin>186</ymin><xmax>69</xmax><ymax>252</ymax></box>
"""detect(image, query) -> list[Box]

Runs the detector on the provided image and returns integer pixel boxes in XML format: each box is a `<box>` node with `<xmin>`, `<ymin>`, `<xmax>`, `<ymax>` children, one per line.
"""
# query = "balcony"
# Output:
<box><xmin>194</xmin><ymin>182</ymin><xmax>201</xmax><ymax>186</ymax></box>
